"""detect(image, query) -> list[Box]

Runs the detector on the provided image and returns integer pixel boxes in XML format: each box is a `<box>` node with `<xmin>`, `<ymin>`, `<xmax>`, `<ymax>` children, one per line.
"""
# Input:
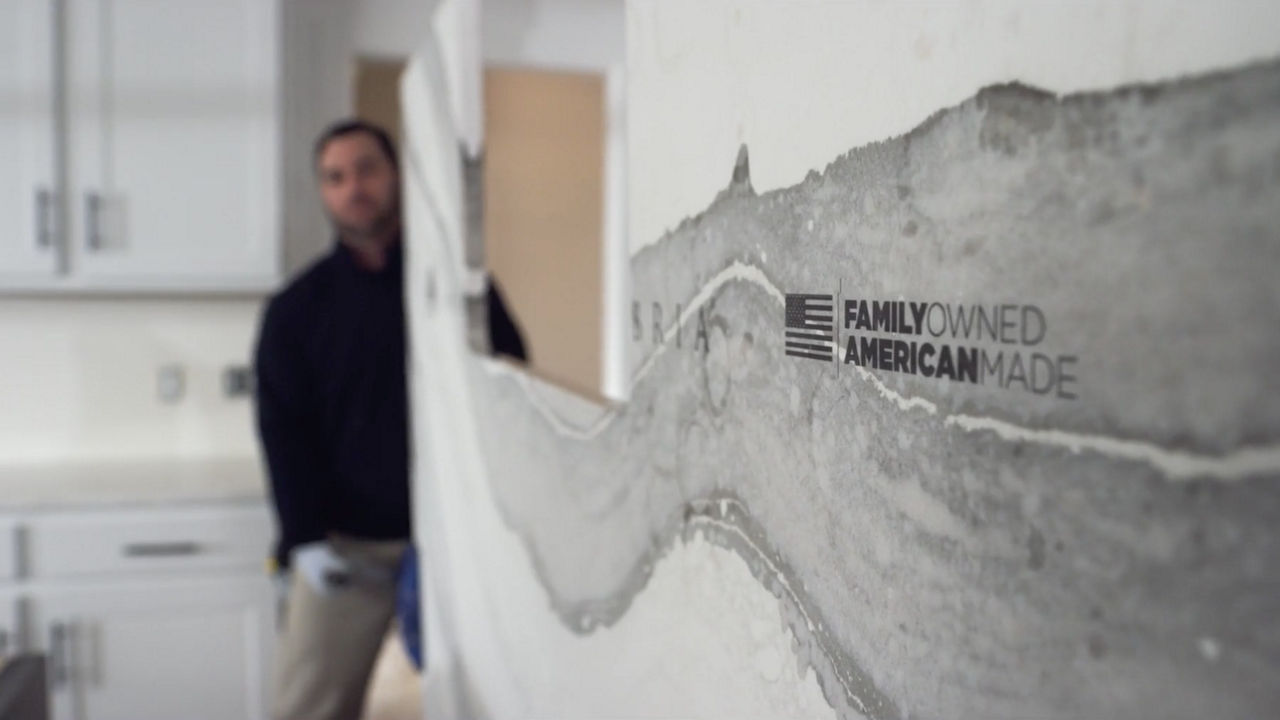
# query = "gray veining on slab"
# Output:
<box><xmin>466</xmin><ymin>60</ymin><xmax>1280</xmax><ymax>719</ymax></box>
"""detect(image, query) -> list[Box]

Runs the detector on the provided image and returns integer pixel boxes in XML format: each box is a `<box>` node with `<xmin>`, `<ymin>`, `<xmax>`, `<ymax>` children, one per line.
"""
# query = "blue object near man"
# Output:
<box><xmin>396</xmin><ymin>545</ymin><xmax>424</xmax><ymax>670</ymax></box>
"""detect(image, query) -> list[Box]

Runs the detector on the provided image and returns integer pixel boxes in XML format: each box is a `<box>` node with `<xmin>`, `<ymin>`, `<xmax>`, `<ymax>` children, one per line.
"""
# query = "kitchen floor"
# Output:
<box><xmin>362</xmin><ymin>626</ymin><xmax>425</xmax><ymax>720</ymax></box>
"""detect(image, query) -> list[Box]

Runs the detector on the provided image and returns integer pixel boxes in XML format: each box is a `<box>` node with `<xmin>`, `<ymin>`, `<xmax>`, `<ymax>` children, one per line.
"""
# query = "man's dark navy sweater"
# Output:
<box><xmin>254</xmin><ymin>241</ymin><xmax>410</xmax><ymax>568</ymax></box>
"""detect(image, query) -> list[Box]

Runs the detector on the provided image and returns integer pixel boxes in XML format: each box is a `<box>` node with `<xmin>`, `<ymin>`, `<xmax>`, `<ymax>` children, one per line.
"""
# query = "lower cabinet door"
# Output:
<box><xmin>0</xmin><ymin>588</ymin><xmax>19</xmax><ymax>658</ymax></box>
<box><xmin>30</xmin><ymin>575</ymin><xmax>275</xmax><ymax>720</ymax></box>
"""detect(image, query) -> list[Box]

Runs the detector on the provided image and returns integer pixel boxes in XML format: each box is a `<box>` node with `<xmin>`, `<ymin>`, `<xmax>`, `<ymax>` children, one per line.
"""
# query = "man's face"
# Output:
<box><xmin>317</xmin><ymin>132</ymin><xmax>399</xmax><ymax>240</ymax></box>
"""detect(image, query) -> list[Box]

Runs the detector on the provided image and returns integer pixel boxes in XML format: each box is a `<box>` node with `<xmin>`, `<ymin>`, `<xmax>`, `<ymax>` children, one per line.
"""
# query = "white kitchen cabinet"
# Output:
<box><xmin>65</xmin><ymin>0</ymin><xmax>280</xmax><ymax>291</ymax></box>
<box><xmin>0</xmin><ymin>588</ymin><xmax>19</xmax><ymax>659</ymax></box>
<box><xmin>0</xmin><ymin>499</ymin><xmax>276</xmax><ymax>720</ymax></box>
<box><xmin>32</xmin><ymin>576</ymin><xmax>273</xmax><ymax>720</ymax></box>
<box><xmin>0</xmin><ymin>0</ymin><xmax>60</xmax><ymax>283</ymax></box>
<box><xmin>24</xmin><ymin>502</ymin><xmax>271</xmax><ymax>580</ymax></box>
<box><xmin>0</xmin><ymin>517</ymin><xmax>20</xmax><ymax>656</ymax></box>
<box><xmin>1</xmin><ymin>0</ymin><xmax>282</xmax><ymax>293</ymax></box>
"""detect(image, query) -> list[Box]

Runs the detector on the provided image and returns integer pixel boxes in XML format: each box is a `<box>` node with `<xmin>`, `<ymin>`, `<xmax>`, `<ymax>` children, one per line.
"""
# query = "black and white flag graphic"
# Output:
<box><xmin>784</xmin><ymin>293</ymin><xmax>835</xmax><ymax>362</ymax></box>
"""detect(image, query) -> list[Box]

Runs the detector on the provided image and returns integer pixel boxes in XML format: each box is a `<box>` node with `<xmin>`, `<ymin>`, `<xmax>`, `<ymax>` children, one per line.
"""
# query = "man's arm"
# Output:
<box><xmin>254</xmin><ymin>300</ymin><xmax>327</xmax><ymax>569</ymax></box>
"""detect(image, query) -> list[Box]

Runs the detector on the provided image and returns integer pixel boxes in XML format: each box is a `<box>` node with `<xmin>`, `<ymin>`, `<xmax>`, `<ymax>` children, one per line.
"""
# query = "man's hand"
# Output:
<box><xmin>291</xmin><ymin>541</ymin><xmax>395</xmax><ymax>596</ymax></box>
<box><xmin>292</xmin><ymin>542</ymin><xmax>355</xmax><ymax>596</ymax></box>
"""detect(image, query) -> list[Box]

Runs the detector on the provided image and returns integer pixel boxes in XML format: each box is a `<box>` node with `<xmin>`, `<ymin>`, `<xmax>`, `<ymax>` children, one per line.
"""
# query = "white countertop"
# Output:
<box><xmin>0</xmin><ymin>456</ymin><xmax>267</xmax><ymax>511</ymax></box>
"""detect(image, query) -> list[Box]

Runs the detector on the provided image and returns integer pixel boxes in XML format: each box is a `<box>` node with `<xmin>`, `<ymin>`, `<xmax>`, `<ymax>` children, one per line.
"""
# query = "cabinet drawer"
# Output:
<box><xmin>25</xmin><ymin>503</ymin><xmax>271</xmax><ymax>579</ymax></box>
<box><xmin>0</xmin><ymin>518</ymin><xmax>16</xmax><ymax>582</ymax></box>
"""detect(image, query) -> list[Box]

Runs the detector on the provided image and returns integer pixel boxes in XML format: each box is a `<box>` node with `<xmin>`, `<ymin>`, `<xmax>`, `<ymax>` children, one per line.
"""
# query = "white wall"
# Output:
<box><xmin>0</xmin><ymin>298</ymin><xmax>259</xmax><ymax>465</ymax></box>
<box><xmin>355</xmin><ymin>0</ymin><xmax>440</xmax><ymax>59</ymax></box>
<box><xmin>483</xmin><ymin>0</ymin><xmax>623</xmax><ymax>71</ymax></box>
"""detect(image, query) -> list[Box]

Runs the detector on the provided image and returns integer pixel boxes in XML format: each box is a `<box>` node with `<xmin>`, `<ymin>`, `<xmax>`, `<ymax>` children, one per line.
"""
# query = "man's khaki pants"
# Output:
<box><xmin>271</xmin><ymin>537</ymin><xmax>408</xmax><ymax>720</ymax></box>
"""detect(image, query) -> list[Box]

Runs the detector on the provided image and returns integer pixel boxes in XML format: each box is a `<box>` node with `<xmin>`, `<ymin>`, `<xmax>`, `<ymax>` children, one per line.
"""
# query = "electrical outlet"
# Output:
<box><xmin>222</xmin><ymin>365</ymin><xmax>255</xmax><ymax>398</ymax></box>
<box><xmin>157</xmin><ymin>364</ymin><xmax>185</xmax><ymax>404</ymax></box>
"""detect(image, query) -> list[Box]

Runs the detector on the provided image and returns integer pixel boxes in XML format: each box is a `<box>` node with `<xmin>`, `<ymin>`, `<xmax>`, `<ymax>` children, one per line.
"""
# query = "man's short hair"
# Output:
<box><xmin>313</xmin><ymin>119</ymin><xmax>399</xmax><ymax>172</ymax></box>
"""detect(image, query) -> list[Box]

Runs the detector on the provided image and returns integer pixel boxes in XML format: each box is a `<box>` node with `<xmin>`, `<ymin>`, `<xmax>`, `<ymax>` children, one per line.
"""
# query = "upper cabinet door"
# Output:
<box><xmin>0</xmin><ymin>0</ymin><xmax>59</xmax><ymax>282</ymax></box>
<box><xmin>66</xmin><ymin>0</ymin><xmax>281</xmax><ymax>291</ymax></box>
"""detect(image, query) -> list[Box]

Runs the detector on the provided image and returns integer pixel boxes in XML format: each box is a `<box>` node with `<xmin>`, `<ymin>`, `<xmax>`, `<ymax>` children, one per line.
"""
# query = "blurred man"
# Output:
<box><xmin>254</xmin><ymin>119</ymin><xmax>410</xmax><ymax>720</ymax></box>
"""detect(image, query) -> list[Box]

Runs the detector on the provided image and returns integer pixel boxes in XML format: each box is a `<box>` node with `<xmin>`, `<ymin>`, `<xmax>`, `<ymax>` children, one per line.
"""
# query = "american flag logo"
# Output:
<box><xmin>784</xmin><ymin>293</ymin><xmax>835</xmax><ymax>362</ymax></box>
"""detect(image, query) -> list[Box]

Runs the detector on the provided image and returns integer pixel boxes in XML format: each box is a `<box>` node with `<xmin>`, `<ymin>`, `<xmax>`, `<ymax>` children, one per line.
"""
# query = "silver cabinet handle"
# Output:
<box><xmin>122</xmin><ymin>541</ymin><xmax>203</xmax><ymax>558</ymax></box>
<box><xmin>49</xmin><ymin>621</ymin><xmax>69</xmax><ymax>688</ymax></box>
<box><xmin>85</xmin><ymin>192</ymin><xmax>102</xmax><ymax>250</ymax></box>
<box><xmin>36</xmin><ymin>188</ymin><xmax>55</xmax><ymax>248</ymax></box>
<box><xmin>14</xmin><ymin>597</ymin><xmax>31</xmax><ymax>653</ymax></box>
<box><xmin>13</xmin><ymin>524</ymin><xmax>28</xmax><ymax>580</ymax></box>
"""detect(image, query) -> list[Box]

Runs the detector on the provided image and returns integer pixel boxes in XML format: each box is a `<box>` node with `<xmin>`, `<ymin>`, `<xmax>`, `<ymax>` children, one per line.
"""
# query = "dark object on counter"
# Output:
<box><xmin>0</xmin><ymin>655</ymin><xmax>50</xmax><ymax>720</ymax></box>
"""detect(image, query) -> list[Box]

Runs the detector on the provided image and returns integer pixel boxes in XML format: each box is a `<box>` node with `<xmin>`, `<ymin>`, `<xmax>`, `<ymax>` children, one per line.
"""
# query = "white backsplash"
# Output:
<box><xmin>0</xmin><ymin>298</ymin><xmax>262</xmax><ymax>464</ymax></box>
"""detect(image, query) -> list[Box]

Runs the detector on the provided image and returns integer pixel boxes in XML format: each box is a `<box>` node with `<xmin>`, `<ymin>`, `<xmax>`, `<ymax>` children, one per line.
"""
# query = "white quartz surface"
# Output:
<box><xmin>0</xmin><ymin>456</ymin><xmax>267</xmax><ymax>510</ymax></box>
